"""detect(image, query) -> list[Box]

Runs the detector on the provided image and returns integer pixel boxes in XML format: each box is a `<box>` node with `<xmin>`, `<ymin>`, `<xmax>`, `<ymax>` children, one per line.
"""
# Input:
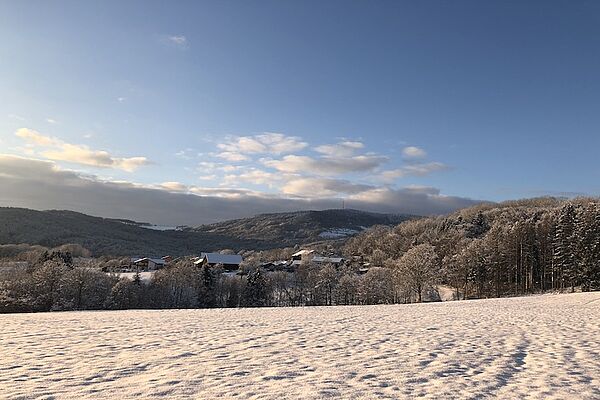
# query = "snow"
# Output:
<box><xmin>1</xmin><ymin>292</ymin><xmax>599</xmax><ymax>399</ymax></box>
<box><xmin>142</xmin><ymin>225</ymin><xmax>178</xmax><ymax>231</ymax></box>
<box><xmin>435</xmin><ymin>285</ymin><xmax>459</xmax><ymax>302</ymax></box>
<box><xmin>116</xmin><ymin>221</ymin><xmax>177</xmax><ymax>231</ymax></box>
<box><xmin>318</xmin><ymin>228</ymin><xmax>360</xmax><ymax>239</ymax></box>
<box><xmin>116</xmin><ymin>271</ymin><xmax>156</xmax><ymax>282</ymax></box>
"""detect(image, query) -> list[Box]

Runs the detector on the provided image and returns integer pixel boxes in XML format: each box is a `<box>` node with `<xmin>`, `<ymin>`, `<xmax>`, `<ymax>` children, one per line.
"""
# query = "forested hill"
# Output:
<box><xmin>345</xmin><ymin>197</ymin><xmax>600</xmax><ymax>297</ymax></box>
<box><xmin>0</xmin><ymin>207</ymin><xmax>411</xmax><ymax>256</ymax></box>
<box><xmin>189</xmin><ymin>209</ymin><xmax>413</xmax><ymax>243</ymax></box>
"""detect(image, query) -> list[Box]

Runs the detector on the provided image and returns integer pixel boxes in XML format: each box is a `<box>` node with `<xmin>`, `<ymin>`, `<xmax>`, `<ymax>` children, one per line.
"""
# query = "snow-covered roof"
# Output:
<box><xmin>312</xmin><ymin>256</ymin><xmax>344</xmax><ymax>264</ymax></box>
<box><xmin>196</xmin><ymin>253</ymin><xmax>243</xmax><ymax>265</ymax></box>
<box><xmin>133</xmin><ymin>257</ymin><xmax>166</xmax><ymax>265</ymax></box>
<box><xmin>292</xmin><ymin>249</ymin><xmax>314</xmax><ymax>257</ymax></box>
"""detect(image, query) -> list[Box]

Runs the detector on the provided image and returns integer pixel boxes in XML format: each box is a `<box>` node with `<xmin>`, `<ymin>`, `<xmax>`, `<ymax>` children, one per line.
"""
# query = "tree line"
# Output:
<box><xmin>344</xmin><ymin>197</ymin><xmax>600</xmax><ymax>299</ymax></box>
<box><xmin>0</xmin><ymin>255</ymin><xmax>421</xmax><ymax>312</ymax></box>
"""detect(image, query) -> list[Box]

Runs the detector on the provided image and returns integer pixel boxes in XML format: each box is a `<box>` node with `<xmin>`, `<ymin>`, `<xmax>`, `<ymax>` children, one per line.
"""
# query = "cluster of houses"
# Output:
<box><xmin>127</xmin><ymin>249</ymin><xmax>365</xmax><ymax>274</ymax></box>
<box><xmin>129</xmin><ymin>252</ymin><xmax>244</xmax><ymax>272</ymax></box>
<box><xmin>260</xmin><ymin>249</ymin><xmax>346</xmax><ymax>271</ymax></box>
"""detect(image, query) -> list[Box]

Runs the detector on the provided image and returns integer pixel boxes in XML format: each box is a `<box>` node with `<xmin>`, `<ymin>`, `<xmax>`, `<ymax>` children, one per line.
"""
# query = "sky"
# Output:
<box><xmin>1</xmin><ymin>1</ymin><xmax>599</xmax><ymax>225</ymax></box>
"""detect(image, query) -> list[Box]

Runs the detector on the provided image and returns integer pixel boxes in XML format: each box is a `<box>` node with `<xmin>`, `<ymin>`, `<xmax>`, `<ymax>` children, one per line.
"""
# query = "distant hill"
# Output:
<box><xmin>0</xmin><ymin>208</ymin><xmax>414</xmax><ymax>256</ymax></box>
<box><xmin>190</xmin><ymin>209</ymin><xmax>413</xmax><ymax>243</ymax></box>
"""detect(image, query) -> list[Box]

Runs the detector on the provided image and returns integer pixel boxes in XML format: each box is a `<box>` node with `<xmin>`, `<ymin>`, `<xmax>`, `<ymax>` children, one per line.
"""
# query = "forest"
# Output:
<box><xmin>0</xmin><ymin>197</ymin><xmax>599</xmax><ymax>313</ymax></box>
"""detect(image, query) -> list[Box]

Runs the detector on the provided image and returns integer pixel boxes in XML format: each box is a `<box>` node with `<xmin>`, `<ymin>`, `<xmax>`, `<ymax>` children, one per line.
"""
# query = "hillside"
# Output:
<box><xmin>0</xmin><ymin>207</ymin><xmax>412</xmax><ymax>256</ymax></box>
<box><xmin>190</xmin><ymin>209</ymin><xmax>413</xmax><ymax>243</ymax></box>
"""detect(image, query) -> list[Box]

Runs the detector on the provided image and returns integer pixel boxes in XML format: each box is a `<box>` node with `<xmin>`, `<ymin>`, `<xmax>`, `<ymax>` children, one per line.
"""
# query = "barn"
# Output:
<box><xmin>194</xmin><ymin>253</ymin><xmax>243</xmax><ymax>271</ymax></box>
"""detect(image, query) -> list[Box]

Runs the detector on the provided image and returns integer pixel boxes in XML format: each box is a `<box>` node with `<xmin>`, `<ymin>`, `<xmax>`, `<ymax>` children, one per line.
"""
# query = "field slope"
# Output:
<box><xmin>1</xmin><ymin>293</ymin><xmax>599</xmax><ymax>399</ymax></box>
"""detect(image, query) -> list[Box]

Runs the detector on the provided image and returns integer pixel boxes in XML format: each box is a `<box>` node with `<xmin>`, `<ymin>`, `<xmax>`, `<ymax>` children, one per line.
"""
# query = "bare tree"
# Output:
<box><xmin>396</xmin><ymin>244</ymin><xmax>438</xmax><ymax>303</ymax></box>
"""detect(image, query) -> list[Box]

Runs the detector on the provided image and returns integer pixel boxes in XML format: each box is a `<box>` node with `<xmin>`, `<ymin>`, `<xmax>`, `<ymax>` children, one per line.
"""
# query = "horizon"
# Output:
<box><xmin>2</xmin><ymin>1</ymin><xmax>600</xmax><ymax>225</ymax></box>
<box><xmin>0</xmin><ymin>194</ymin><xmax>581</xmax><ymax>228</ymax></box>
<box><xmin>0</xmin><ymin>204</ymin><xmax>419</xmax><ymax>226</ymax></box>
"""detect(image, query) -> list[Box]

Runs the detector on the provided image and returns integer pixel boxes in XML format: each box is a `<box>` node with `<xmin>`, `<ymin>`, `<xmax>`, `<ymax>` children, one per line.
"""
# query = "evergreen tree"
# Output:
<box><xmin>575</xmin><ymin>202</ymin><xmax>600</xmax><ymax>291</ymax></box>
<box><xmin>242</xmin><ymin>268</ymin><xmax>269</xmax><ymax>307</ymax></box>
<box><xmin>197</xmin><ymin>264</ymin><xmax>217</xmax><ymax>308</ymax></box>
<box><xmin>554</xmin><ymin>203</ymin><xmax>577</xmax><ymax>290</ymax></box>
<box><xmin>590</xmin><ymin>205</ymin><xmax>600</xmax><ymax>290</ymax></box>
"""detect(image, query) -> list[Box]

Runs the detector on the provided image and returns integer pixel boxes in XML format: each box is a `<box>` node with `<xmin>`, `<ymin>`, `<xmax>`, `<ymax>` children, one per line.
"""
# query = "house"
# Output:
<box><xmin>312</xmin><ymin>256</ymin><xmax>345</xmax><ymax>266</ymax></box>
<box><xmin>193</xmin><ymin>253</ymin><xmax>243</xmax><ymax>271</ymax></box>
<box><xmin>260</xmin><ymin>261</ymin><xmax>276</xmax><ymax>270</ymax></box>
<box><xmin>132</xmin><ymin>257</ymin><xmax>166</xmax><ymax>271</ymax></box>
<box><xmin>260</xmin><ymin>260</ymin><xmax>289</xmax><ymax>271</ymax></box>
<box><xmin>291</xmin><ymin>249</ymin><xmax>317</xmax><ymax>262</ymax></box>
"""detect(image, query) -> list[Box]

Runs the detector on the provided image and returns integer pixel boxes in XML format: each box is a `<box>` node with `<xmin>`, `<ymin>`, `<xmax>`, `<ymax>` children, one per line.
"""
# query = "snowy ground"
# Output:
<box><xmin>1</xmin><ymin>293</ymin><xmax>599</xmax><ymax>399</ymax></box>
<box><xmin>116</xmin><ymin>271</ymin><xmax>156</xmax><ymax>282</ymax></box>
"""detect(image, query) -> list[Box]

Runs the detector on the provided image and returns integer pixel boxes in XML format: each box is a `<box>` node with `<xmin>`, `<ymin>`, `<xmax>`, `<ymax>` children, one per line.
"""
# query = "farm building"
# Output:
<box><xmin>291</xmin><ymin>249</ymin><xmax>315</xmax><ymax>262</ymax></box>
<box><xmin>132</xmin><ymin>257</ymin><xmax>166</xmax><ymax>271</ymax></box>
<box><xmin>312</xmin><ymin>256</ymin><xmax>345</xmax><ymax>266</ymax></box>
<box><xmin>194</xmin><ymin>253</ymin><xmax>243</xmax><ymax>271</ymax></box>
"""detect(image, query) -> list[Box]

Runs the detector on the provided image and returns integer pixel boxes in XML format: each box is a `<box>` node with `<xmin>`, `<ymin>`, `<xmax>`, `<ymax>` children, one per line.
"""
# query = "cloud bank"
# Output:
<box><xmin>0</xmin><ymin>155</ymin><xmax>480</xmax><ymax>226</ymax></box>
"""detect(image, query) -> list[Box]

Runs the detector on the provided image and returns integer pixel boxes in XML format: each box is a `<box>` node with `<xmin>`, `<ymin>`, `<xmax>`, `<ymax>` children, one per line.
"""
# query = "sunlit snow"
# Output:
<box><xmin>1</xmin><ymin>292</ymin><xmax>599</xmax><ymax>399</ymax></box>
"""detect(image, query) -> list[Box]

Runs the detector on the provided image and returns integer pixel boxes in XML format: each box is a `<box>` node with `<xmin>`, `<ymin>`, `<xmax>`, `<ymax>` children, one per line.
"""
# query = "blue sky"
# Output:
<box><xmin>1</xmin><ymin>1</ymin><xmax>599</xmax><ymax>224</ymax></box>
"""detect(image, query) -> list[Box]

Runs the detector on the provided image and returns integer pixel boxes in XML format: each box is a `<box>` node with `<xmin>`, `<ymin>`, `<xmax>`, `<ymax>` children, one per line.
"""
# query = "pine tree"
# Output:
<box><xmin>197</xmin><ymin>264</ymin><xmax>216</xmax><ymax>308</ymax></box>
<box><xmin>590</xmin><ymin>204</ymin><xmax>600</xmax><ymax>290</ymax></box>
<box><xmin>554</xmin><ymin>203</ymin><xmax>577</xmax><ymax>290</ymax></box>
<box><xmin>242</xmin><ymin>268</ymin><xmax>269</xmax><ymax>307</ymax></box>
<box><xmin>133</xmin><ymin>271</ymin><xmax>142</xmax><ymax>286</ymax></box>
<box><xmin>576</xmin><ymin>202</ymin><xmax>600</xmax><ymax>291</ymax></box>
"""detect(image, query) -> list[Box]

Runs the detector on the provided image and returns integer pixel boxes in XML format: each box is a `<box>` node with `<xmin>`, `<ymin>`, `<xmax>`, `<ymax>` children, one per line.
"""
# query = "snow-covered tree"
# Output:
<box><xmin>395</xmin><ymin>244</ymin><xmax>438</xmax><ymax>302</ymax></box>
<box><xmin>554</xmin><ymin>203</ymin><xmax>577</xmax><ymax>290</ymax></box>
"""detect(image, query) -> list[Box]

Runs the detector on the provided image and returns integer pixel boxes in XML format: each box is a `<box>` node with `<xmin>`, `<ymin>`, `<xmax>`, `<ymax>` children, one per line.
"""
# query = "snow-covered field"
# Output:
<box><xmin>1</xmin><ymin>293</ymin><xmax>599</xmax><ymax>399</ymax></box>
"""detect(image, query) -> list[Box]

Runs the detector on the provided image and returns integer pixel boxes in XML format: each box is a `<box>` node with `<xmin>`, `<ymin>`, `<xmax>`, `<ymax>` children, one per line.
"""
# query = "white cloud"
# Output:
<box><xmin>175</xmin><ymin>148</ymin><xmax>196</xmax><ymax>160</ymax></box>
<box><xmin>15</xmin><ymin>128</ymin><xmax>150</xmax><ymax>172</ymax></box>
<box><xmin>380</xmin><ymin>162</ymin><xmax>448</xmax><ymax>181</ymax></box>
<box><xmin>347</xmin><ymin>186</ymin><xmax>480</xmax><ymax>216</ymax></box>
<box><xmin>262</xmin><ymin>154</ymin><xmax>387</xmax><ymax>175</ymax></box>
<box><xmin>402</xmin><ymin>146</ymin><xmax>427</xmax><ymax>159</ymax></box>
<box><xmin>282</xmin><ymin>177</ymin><xmax>374</xmax><ymax>198</ymax></box>
<box><xmin>257</xmin><ymin>133</ymin><xmax>308</xmax><ymax>154</ymax></box>
<box><xmin>315</xmin><ymin>141</ymin><xmax>364</xmax><ymax>157</ymax></box>
<box><xmin>168</xmin><ymin>35</ymin><xmax>187</xmax><ymax>46</ymax></box>
<box><xmin>196</xmin><ymin>161</ymin><xmax>241</xmax><ymax>175</ymax></box>
<box><xmin>117</xmin><ymin>97</ymin><xmax>126</xmax><ymax>103</ymax></box>
<box><xmin>221</xmin><ymin>165</ymin><xmax>239</xmax><ymax>172</ymax></box>
<box><xmin>160</xmin><ymin>35</ymin><xmax>188</xmax><ymax>50</ymax></box>
<box><xmin>16</xmin><ymin>128</ymin><xmax>58</xmax><ymax>146</ymax></box>
<box><xmin>160</xmin><ymin>181</ymin><xmax>188</xmax><ymax>192</ymax></box>
<box><xmin>224</xmin><ymin>169</ymin><xmax>279</xmax><ymax>186</ymax></box>
<box><xmin>217</xmin><ymin>133</ymin><xmax>307</xmax><ymax>157</ymax></box>
<box><xmin>188</xmin><ymin>186</ymin><xmax>267</xmax><ymax>199</ymax></box>
<box><xmin>217</xmin><ymin>151</ymin><xmax>249</xmax><ymax>162</ymax></box>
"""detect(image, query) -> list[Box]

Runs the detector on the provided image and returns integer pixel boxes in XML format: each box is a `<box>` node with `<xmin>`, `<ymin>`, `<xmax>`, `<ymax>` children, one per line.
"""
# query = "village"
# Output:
<box><xmin>120</xmin><ymin>249</ymin><xmax>369</xmax><ymax>278</ymax></box>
